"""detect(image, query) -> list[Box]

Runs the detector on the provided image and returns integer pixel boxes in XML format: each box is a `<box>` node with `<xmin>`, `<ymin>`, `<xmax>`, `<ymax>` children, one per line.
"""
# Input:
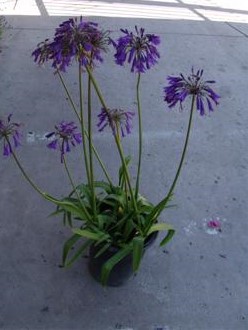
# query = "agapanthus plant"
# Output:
<box><xmin>1</xmin><ymin>17</ymin><xmax>220</xmax><ymax>286</ymax></box>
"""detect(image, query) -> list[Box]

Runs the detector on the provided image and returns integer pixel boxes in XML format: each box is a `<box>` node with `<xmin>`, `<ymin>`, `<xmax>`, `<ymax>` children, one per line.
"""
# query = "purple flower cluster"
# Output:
<box><xmin>164</xmin><ymin>68</ymin><xmax>220</xmax><ymax>115</ymax></box>
<box><xmin>0</xmin><ymin>114</ymin><xmax>21</xmax><ymax>157</ymax></box>
<box><xmin>111</xmin><ymin>26</ymin><xmax>160</xmax><ymax>73</ymax></box>
<box><xmin>46</xmin><ymin>121</ymin><xmax>82</xmax><ymax>162</ymax></box>
<box><xmin>97</xmin><ymin>108</ymin><xmax>135</xmax><ymax>138</ymax></box>
<box><xmin>32</xmin><ymin>17</ymin><xmax>109</xmax><ymax>71</ymax></box>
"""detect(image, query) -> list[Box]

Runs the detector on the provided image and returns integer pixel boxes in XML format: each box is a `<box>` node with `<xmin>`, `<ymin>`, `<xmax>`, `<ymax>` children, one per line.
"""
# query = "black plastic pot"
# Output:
<box><xmin>88</xmin><ymin>231</ymin><xmax>158</xmax><ymax>286</ymax></box>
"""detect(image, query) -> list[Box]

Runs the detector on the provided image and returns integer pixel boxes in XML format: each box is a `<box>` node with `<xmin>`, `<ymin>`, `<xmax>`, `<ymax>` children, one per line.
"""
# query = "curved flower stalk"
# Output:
<box><xmin>0</xmin><ymin>115</ymin><xmax>56</xmax><ymax>199</ymax></box>
<box><xmin>0</xmin><ymin>114</ymin><xmax>92</xmax><ymax>222</ymax></box>
<box><xmin>111</xmin><ymin>26</ymin><xmax>161</xmax><ymax>198</ymax></box>
<box><xmin>146</xmin><ymin>68</ymin><xmax>220</xmax><ymax>226</ymax></box>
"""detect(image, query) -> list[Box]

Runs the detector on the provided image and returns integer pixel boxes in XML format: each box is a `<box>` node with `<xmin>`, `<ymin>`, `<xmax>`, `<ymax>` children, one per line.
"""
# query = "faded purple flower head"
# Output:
<box><xmin>207</xmin><ymin>219</ymin><xmax>221</xmax><ymax>230</ymax></box>
<box><xmin>111</xmin><ymin>26</ymin><xmax>160</xmax><ymax>73</ymax></box>
<box><xmin>164</xmin><ymin>68</ymin><xmax>220</xmax><ymax>115</ymax></box>
<box><xmin>46</xmin><ymin>121</ymin><xmax>82</xmax><ymax>162</ymax></box>
<box><xmin>0</xmin><ymin>114</ymin><xmax>21</xmax><ymax>157</ymax></box>
<box><xmin>32</xmin><ymin>17</ymin><xmax>110</xmax><ymax>71</ymax></box>
<box><xmin>97</xmin><ymin>108</ymin><xmax>135</xmax><ymax>138</ymax></box>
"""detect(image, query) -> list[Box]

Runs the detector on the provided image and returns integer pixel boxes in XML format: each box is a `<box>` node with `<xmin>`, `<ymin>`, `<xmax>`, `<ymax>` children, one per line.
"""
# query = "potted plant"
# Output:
<box><xmin>0</xmin><ymin>17</ymin><xmax>220</xmax><ymax>286</ymax></box>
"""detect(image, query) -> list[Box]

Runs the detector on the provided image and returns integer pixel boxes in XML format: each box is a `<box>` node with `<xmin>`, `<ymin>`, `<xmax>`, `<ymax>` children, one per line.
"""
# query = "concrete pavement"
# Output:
<box><xmin>0</xmin><ymin>1</ymin><xmax>248</xmax><ymax>329</ymax></box>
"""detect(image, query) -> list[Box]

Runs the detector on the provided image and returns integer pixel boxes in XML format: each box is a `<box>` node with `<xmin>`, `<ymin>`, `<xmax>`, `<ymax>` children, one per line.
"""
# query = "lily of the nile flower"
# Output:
<box><xmin>164</xmin><ymin>68</ymin><xmax>220</xmax><ymax>115</ymax></box>
<box><xmin>32</xmin><ymin>17</ymin><xmax>110</xmax><ymax>71</ymax></box>
<box><xmin>97</xmin><ymin>108</ymin><xmax>135</xmax><ymax>138</ymax></box>
<box><xmin>0</xmin><ymin>114</ymin><xmax>21</xmax><ymax>157</ymax></box>
<box><xmin>46</xmin><ymin>121</ymin><xmax>82</xmax><ymax>162</ymax></box>
<box><xmin>111</xmin><ymin>26</ymin><xmax>160</xmax><ymax>73</ymax></box>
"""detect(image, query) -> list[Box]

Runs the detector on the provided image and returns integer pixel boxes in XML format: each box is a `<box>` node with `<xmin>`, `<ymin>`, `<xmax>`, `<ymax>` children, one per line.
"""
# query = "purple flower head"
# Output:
<box><xmin>46</xmin><ymin>121</ymin><xmax>82</xmax><ymax>162</ymax></box>
<box><xmin>32</xmin><ymin>17</ymin><xmax>110</xmax><ymax>71</ymax></box>
<box><xmin>97</xmin><ymin>108</ymin><xmax>135</xmax><ymax>138</ymax></box>
<box><xmin>111</xmin><ymin>26</ymin><xmax>160</xmax><ymax>73</ymax></box>
<box><xmin>164</xmin><ymin>68</ymin><xmax>220</xmax><ymax>115</ymax></box>
<box><xmin>0</xmin><ymin>114</ymin><xmax>22</xmax><ymax>157</ymax></box>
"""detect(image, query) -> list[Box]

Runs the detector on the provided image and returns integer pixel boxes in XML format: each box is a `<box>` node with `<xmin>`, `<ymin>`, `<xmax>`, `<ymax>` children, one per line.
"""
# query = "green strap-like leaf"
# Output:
<box><xmin>93</xmin><ymin>181</ymin><xmax>113</xmax><ymax>193</ymax></box>
<box><xmin>94</xmin><ymin>242</ymin><xmax>112</xmax><ymax>258</ymax></box>
<box><xmin>75</xmin><ymin>184</ymin><xmax>92</xmax><ymax>202</ymax></box>
<box><xmin>104</xmin><ymin>193</ymin><xmax>126</xmax><ymax>206</ymax></box>
<box><xmin>108</xmin><ymin>211</ymin><xmax>134</xmax><ymax>233</ymax></box>
<box><xmin>72</xmin><ymin>228</ymin><xmax>107</xmax><ymax>241</ymax></box>
<box><xmin>100</xmin><ymin>199</ymin><xmax>116</xmax><ymax>208</ymax></box>
<box><xmin>62</xmin><ymin>234</ymin><xmax>82</xmax><ymax>265</ymax></box>
<box><xmin>147</xmin><ymin>223</ymin><xmax>174</xmax><ymax>235</ymax></box>
<box><xmin>123</xmin><ymin>216</ymin><xmax>136</xmax><ymax>240</ymax></box>
<box><xmin>147</xmin><ymin>223</ymin><xmax>175</xmax><ymax>247</ymax></box>
<box><xmin>96</xmin><ymin>214</ymin><xmax>113</xmax><ymax>230</ymax></box>
<box><xmin>132</xmin><ymin>237</ymin><xmax>144</xmax><ymax>272</ymax></box>
<box><xmin>55</xmin><ymin>200</ymin><xmax>88</xmax><ymax>220</ymax></box>
<box><xmin>146</xmin><ymin>193</ymin><xmax>174</xmax><ymax>226</ymax></box>
<box><xmin>64</xmin><ymin>239</ymin><xmax>92</xmax><ymax>267</ymax></box>
<box><xmin>101</xmin><ymin>244</ymin><xmax>133</xmax><ymax>286</ymax></box>
<box><xmin>48</xmin><ymin>209</ymin><xmax>64</xmax><ymax>218</ymax></box>
<box><xmin>66</xmin><ymin>211</ymin><xmax>73</xmax><ymax>228</ymax></box>
<box><xmin>159</xmin><ymin>229</ymin><xmax>175</xmax><ymax>246</ymax></box>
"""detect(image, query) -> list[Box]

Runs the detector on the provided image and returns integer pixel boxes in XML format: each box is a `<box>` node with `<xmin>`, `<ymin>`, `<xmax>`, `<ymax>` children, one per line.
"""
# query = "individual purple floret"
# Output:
<box><xmin>0</xmin><ymin>114</ymin><xmax>21</xmax><ymax>157</ymax></box>
<box><xmin>32</xmin><ymin>17</ymin><xmax>110</xmax><ymax>71</ymax></box>
<box><xmin>111</xmin><ymin>26</ymin><xmax>160</xmax><ymax>73</ymax></box>
<box><xmin>97</xmin><ymin>108</ymin><xmax>135</xmax><ymax>138</ymax></box>
<box><xmin>46</xmin><ymin>121</ymin><xmax>82</xmax><ymax>162</ymax></box>
<box><xmin>164</xmin><ymin>68</ymin><xmax>220</xmax><ymax>115</ymax></box>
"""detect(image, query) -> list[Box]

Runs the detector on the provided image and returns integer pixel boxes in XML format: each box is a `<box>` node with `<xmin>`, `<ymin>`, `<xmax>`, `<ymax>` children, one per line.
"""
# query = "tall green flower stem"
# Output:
<box><xmin>57</xmin><ymin>69</ymin><xmax>113</xmax><ymax>186</ymax></box>
<box><xmin>57</xmin><ymin>70</ymin><xmax>80</xmax><ymax>121</ymax></box>
<box><xmin>6</xmin><ymin>138</ymin><xmax>47</xmax><ymax>198</ymax></box>
<box><xmin>116</xmin><ymin>124</ymin><xmax>129</xmax><ymax>210</ymax></box>
<box><xmin>79</xmin><ymin>63</ymin><xmax>91</xmax><ymax>185</ymax></box>
<box><xmin>135</xmin><ymin>72</ymin><xmax>142</xmax><ymax>199</ymax></box>
<box><xmin>86</xmin><ymin>66</ymin><xmax>138</xmax><ymax>216</ymax></box>
<box><xmin>148</xmin><ymin>95</ymin><xmax>196</xmax><ymax>223</ymax></box>
<box><xmin>87</xmin><ymin>69</ymin><xmax>97</xmax><ymax>221</ymax></box>
<box><xmin>7</xmin><ymin>136</ymin><xmax>92</xmax><ymax>222</ymax></box>
<box><xmin>5</xmin><ymin>137</ymin><xmax>60</xmax><ymax>206</ymax></box>
<box><xmin>115</xmin><ymin>132</ymin><xmax>139</xmax><ymax>216</ymax></box>
<box><xmin>62</xmin><ymin>155</ymin><xmax>91</xmax><ymax>221</ymax></box>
